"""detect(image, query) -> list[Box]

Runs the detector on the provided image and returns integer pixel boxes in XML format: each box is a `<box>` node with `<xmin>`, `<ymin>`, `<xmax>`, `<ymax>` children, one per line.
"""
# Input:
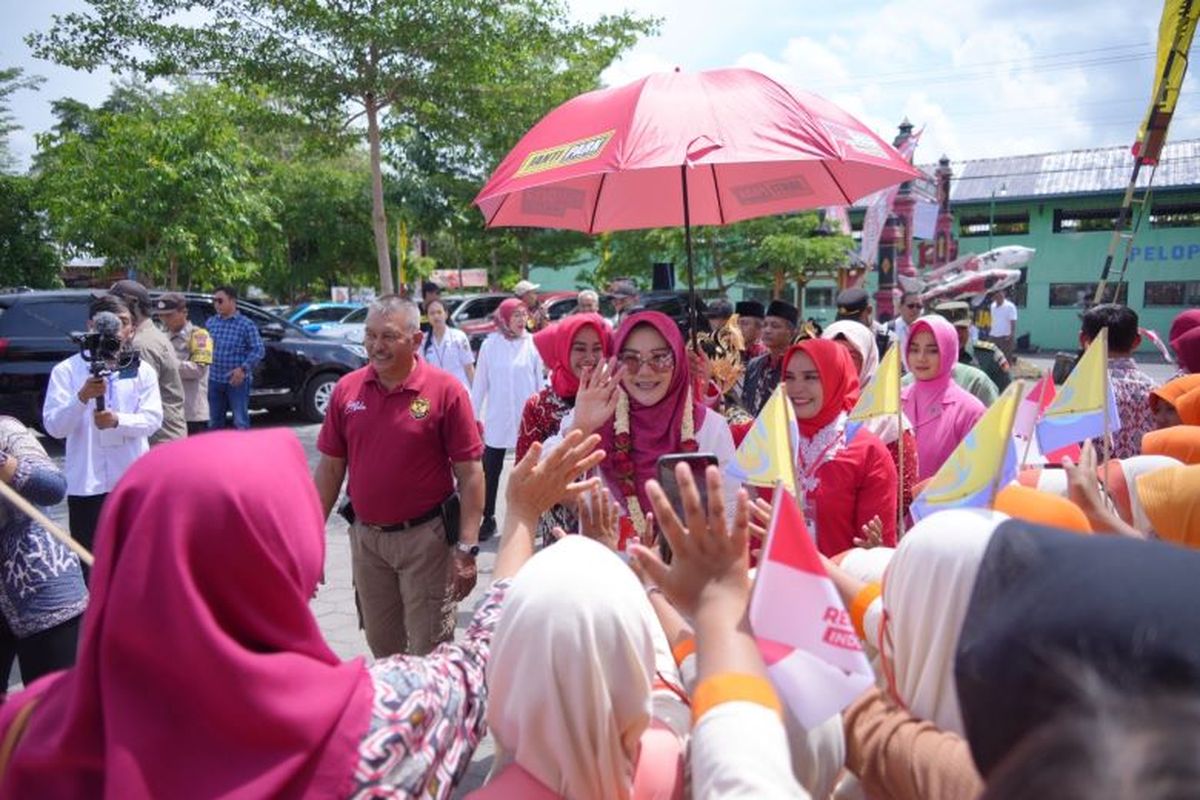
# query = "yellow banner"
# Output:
<box><xmin>1135</xmin><ymin>0</ymin><xmax>1200</xmax><ymax>159</ymax></box>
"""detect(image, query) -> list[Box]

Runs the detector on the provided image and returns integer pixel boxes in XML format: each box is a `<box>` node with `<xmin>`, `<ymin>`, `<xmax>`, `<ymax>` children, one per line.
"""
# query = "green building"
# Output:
<box><xmin>899</xmin><ymin>138</ymin><xmax>1200</xmax><ymax>352</ymax></box>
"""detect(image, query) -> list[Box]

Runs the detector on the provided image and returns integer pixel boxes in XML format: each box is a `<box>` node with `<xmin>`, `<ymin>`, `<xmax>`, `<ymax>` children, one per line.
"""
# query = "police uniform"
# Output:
<box><xmin>169</xmin><ymin>321</ymin><xmax>214</xmax><ymax>434</ymax></box>
<box><xmin>970</xmin><ymin>339</ymin><xmax>1011</xmax><ymax>392</ymax></box>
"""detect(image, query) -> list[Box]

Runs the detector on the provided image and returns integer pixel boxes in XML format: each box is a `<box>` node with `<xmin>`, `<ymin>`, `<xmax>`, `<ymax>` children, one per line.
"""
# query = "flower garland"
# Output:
<box><xmin>612</xmin><ymin>386</ymin><xmax>699</xmax><ymax>540</ymax></box>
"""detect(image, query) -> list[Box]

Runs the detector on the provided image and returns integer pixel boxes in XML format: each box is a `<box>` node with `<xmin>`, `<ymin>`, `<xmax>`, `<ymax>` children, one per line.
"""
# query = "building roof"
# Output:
<box><xmin>922</xmin><ymin>138</ymin><xmax>1200</xmax><ymax>205</ymax></box>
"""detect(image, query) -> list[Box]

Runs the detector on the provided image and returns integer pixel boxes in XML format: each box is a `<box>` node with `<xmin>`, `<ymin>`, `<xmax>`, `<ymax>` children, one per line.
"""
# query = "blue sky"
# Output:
<box><xmin>3</xmin><ymin>0</ymin><xmax>1194</xmax><ymax>170</ymax></box>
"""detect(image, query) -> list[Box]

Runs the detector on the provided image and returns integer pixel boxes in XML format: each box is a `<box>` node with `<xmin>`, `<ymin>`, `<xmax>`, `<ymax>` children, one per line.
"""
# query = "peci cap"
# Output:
<box><xmin>153</xmin><ymin>292</ymin><xmax>187</xmax><ymax>313</ymax></box>
<box><xmin>705</xmin><ymin>297</ymin><xmax>734</xmax><ymax>318</ymax></box>
<box><xmin>512</xmin><ymin>279</ymin><xmax>540</xmax><ymax>296</ymax></box>
<box><xmin>835</xmin><ymin>287</ymin><xmax>870</xmax><ymax>319</ymax></box>
<box><xmin>735</xmin><ymin>300</ymin><xmax>765</xmax><ymax>319</ymax></box>
<box><xmin>110</xmin><ymin>279</ymin><xmax>152</xmax><ymax>312</ymax></box>
<box><xmin>765</xmin><ymin>299</ymin><xmax>799</xmax><ymax>327</ymax></box>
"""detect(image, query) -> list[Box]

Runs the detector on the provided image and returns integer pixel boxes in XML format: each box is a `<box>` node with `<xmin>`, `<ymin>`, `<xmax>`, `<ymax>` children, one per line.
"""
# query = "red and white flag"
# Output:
<box><xmin>1013</xmin><ymin>373</ymin><xmax>1081</xmax><ymax>466</ymax></box>
<box><xmin>749</xmin><ymin>484</ymin><xmax>875</xmax><ymax>729</ymax></box>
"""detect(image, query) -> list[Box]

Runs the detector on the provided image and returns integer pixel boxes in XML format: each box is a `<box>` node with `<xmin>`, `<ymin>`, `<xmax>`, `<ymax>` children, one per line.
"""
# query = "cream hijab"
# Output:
<box><xmin>823</xmin><ymin>320</ymin><xmax>910</xmax><ymax>445</ymax></box>
<box><xmin>486</xmin><ymin>537</ymin><xmax>656</xmax><ymax>800</ymax></box>
<box><xmin>877</xmin><ymin>508</ymin><xmax>1009</xmax><ymax>736</ymax></box>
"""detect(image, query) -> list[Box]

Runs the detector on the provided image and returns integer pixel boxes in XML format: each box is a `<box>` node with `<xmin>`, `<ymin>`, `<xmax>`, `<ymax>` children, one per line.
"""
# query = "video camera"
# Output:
<box><xmin>69</xmin><ymin>311</ymin><xmax>139</xmax><ymax>410</ymax></box>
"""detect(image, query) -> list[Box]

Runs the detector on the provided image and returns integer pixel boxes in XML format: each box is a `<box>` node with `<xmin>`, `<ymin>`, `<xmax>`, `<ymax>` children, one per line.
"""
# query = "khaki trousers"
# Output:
<box><xmin>350</xmin><ymin>516</ymin><xmax>455</xmax><ymax>657</ymax></box>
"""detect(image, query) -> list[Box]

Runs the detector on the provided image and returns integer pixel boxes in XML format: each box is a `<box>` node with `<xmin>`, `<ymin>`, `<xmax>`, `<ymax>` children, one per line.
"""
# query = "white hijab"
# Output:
<box><xmin>879</xmin><ymin>508</ymin><xmax>1009</xmax><ymax>736</ymax></box>
<box><xmin>823</xmin><ymin>320</ymin><xmax>910</xmax><ymax>445</ymax></box>
<box><xmin>486</xmin><ymin>537</ymin><xmax>656</xmax><ymax>800</ymax></box>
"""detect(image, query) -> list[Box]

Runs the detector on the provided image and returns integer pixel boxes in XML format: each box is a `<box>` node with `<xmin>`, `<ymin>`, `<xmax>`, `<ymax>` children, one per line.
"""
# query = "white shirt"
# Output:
<box><xmin>42</xmin><ymin>354</ymin><xmax>164</xmax><ymax>496</ymax></box>
<box><xmin>470</xmin><ymin>332</ymin><xmax>543</xmax><ymax>449</ymax></box>
<box><xmin>691</xmin><ymin>702</ymin><xmax>810</xmax><ymax>799</ymax></box>
<box><xmin>989</xmin><ymin>299</ymin><xmax>1018</xmax><ymax>337</ymax></box>
<box><xmin>422</xmin><ymin>326</ymin><xmax>474</xmax><ymax>390</ymax></box>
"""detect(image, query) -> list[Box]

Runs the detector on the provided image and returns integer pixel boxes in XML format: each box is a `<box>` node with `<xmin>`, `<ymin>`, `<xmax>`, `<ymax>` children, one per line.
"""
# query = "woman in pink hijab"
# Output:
<box><xmin>0</xmin><ymin>428</ymin><xmax>565</xmax><ymax>798</ymax></box>
<box><xmin>901</xmin><ymin>315</ymin><xmax>986</xmax><ymax>481</ymax></box>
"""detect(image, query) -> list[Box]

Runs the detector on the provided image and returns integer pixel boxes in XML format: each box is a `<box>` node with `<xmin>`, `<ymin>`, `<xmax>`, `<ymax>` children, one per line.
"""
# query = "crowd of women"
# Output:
<box><xmin>0</xmin><ymin>300</ymin><xmax>1197</xmax><ymax>798</ymax></box>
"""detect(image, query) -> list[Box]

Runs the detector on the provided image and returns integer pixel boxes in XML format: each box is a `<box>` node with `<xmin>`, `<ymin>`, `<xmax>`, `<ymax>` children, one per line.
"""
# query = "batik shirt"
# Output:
<box><xmin>1094</xmin><ymin>357</ymin><xmax>1157</xmax><ymax>460</ymax></box>
<box><xmin>740</xmin><ymin>353</ymin><xmax>784</xmax><ymax>416</ymax></box>
<box><xmin>349</xmin><ymin>579</ymin><xmax>510</xmax><ymax>799</ymax></box>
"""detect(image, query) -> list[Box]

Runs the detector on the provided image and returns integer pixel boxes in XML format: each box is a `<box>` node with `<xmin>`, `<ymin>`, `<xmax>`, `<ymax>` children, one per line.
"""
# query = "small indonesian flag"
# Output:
<box><xmin>1014</xmin><ymin>373</ymin><xmax>1081</xmax><ymax>466</ymax></box>
<box><xmin>749</xmin><ymin>484</ymin><xmax>875</xmax><ymax>729</ymax></box>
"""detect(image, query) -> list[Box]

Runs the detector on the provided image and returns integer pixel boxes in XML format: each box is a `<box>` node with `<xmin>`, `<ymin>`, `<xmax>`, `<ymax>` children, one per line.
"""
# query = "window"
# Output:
<box><xmin>1144</xmin><ymin>280</ymin><xmax>1200</xmax><ymax>306</ymax></box>
<box><xmin>959</xmin><ymin>213</ymin><xmax>1030</xmax><ymax>237</ymax></box>
<box><xmin>1149</xmin><ymin>203</ymin><xmax>1200</xmax><ymax>229</ymax></box>
<box><xmin>296</xmin><ymin>306</ymin><xmax>351</xmax><ymax>324</ymax></box>
<box><xmin>0</xmin><ymin>297</ymin><xmax>91</xmax><ymax>337</ymax></box>
<box><xmin>454</xmin><ymin>296</ymin><xmax>504</xmax><ymax>322</ymax></box>
<box><xmin>1052</xmin><ymin>208</ymin><xmax>1122</xmax><ymax>233</ymax></box>
<box><xmin>342</xmin><ymin>307</ymin><xmax>369</xmax><ymax>323</ymax></box>
<box><xmin>805</xmin><ymin>287</ymin><xmax>834</xmax><ymax>307</ymax></box>
<box><xmin>1048</xmin><ymin>283</ymin><xmax>1119</xmax><ymax>308</ymax></box>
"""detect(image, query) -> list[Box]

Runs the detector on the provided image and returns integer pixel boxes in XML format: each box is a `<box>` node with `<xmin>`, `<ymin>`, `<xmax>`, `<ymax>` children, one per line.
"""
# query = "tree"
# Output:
<box><xmin>0</xmin><ymin>174</ymin><xmax>60</xmax><ymax>287</ymax></box>
<box><xmin>739</xmin><ymin>214</ymin><xmax>854</xmax><ymax>306</ymax></box>
<box><xmin>1</xmin><ymin>67</ymin><xmax>44</xmax><ymax>172</ymax></box>
<box><xmin>30</xmin><ymin>0</ymin><xmax>655</xmax><ymax>294</ymax></box>
<box><xmin>36</xmin><ymin>83</ymin><xmax>276</xmax><ymax>288</ymax></box>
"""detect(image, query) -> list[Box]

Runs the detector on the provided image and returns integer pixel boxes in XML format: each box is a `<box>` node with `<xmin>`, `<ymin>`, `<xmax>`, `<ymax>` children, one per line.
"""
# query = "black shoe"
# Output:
<box><xmin>479</xmin><ymin>517</ymin><xmax>497</xmax><ymax>542</ymax></box>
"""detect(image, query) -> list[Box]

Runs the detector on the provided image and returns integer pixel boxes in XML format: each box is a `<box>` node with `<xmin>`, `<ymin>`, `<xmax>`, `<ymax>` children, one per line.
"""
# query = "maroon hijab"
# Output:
<box><xmin>533</xmin><ymin>313</ymin><xmax>612</xmax><ymax>400</ymax></box>
<box><xmin>599</xmin><ymin>311</ymin><xmax>706</xmax><ymax>516</ymax></box>
<box><xmin>0</xmin><ymin>430</ymin><xmax>374</xmax><ymax>797</ymax></box>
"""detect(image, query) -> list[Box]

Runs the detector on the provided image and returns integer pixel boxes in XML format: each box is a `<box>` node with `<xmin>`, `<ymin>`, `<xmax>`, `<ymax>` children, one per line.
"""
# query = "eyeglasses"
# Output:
<box><xmin>617</xmin><ymin>350</ymin><xmax>675</xmax><ymax>374</ymax></box>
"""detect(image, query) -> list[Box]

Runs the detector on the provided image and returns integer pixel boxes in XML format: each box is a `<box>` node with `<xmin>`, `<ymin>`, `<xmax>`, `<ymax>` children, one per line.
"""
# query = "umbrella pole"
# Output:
<box><xmin>680</xmin><ymin>165</ymin><xmax>698</xmax><ymax>348</ymax></box>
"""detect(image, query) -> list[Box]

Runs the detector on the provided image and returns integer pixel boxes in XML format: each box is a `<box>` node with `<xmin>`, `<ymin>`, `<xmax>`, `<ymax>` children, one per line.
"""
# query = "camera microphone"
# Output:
<box><xmin>93</xmin><ymin>311</ymin><xmax>122</xmax><ymax>338</ymax></box>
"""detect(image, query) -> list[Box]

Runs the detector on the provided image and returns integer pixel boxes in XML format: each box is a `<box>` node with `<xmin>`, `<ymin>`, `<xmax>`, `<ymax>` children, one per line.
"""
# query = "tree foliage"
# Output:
<box><xmin>0</xmin><ymin>174</ymin><xmax>60</xmax><ymax>288</ymax></box>
<box><xmin>36</xmin><ymin>83</ymin><xmax>276</xmax><ymax>289</ymax></box>
<box><xmin>0</xmin><ymin>67</ymin><xmax>45</xmax><ymax>173</ymax></box>
<box><xmin>29</xmin><ymin>0</ymin><xmax>656</xmax><ymax>293</ymax></box>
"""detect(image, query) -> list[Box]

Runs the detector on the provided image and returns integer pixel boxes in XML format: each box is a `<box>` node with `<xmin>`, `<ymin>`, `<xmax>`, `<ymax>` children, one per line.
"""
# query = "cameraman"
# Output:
<box><xmin>42</xmin><ymin>295</ymin><xmax>163</xmax><ymax>574</ymax></box>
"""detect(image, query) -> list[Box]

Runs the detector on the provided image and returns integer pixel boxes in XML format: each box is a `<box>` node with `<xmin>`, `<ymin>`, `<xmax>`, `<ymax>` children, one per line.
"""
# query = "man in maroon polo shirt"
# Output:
<box><xmin>313</xmin><ymin>295</ymin><xmax>484</xmax><ymax>657</ymax></box>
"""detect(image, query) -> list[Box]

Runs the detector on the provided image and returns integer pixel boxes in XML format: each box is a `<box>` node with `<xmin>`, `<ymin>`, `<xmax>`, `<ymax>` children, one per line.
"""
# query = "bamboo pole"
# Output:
<box><xmin>0</xmin><ymin>480</ymin><xmax>94</xmax><ymax>566</ymax></box>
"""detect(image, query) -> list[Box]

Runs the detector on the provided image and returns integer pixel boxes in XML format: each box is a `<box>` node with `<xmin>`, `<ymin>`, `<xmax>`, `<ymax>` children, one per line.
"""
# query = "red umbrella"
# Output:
<box><xmin>474</xmin><ymin>67</ymin><xmax>920</xmax><ymax>326</ymax></box>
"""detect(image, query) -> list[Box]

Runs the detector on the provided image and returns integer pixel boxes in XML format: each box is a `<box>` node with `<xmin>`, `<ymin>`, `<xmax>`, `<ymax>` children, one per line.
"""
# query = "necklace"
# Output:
<box><xmin>796</xmin><ymin>411</ymin><xmax>848</xmax><ymax>504</ymax></box>
<box><xmin>612</xmin><ymin>387</ymin><xmax>698</xmax><ymax>539</ymax></box>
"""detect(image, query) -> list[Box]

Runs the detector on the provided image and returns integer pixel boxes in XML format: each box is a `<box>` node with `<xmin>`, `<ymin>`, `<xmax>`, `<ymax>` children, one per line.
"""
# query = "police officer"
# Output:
<box><xmin>154</xmin><ymin>293</ymin><xmax>214</xmax><ymax>435</ymax></box>
<box><xmin>935</xmin><ymin>301</ymin><xmax>1011</xmax><ymax>392</ymax></box>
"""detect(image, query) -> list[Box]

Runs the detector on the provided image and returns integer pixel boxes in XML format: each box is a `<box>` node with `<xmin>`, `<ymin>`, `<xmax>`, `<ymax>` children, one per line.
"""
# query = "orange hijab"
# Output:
<box><xmin>1141</xmin><ymin>425</ymin><xmax>1200</xmax><ymax>465</ymax></box>
<box><xmin>1149</xmin><ymin>375</ymin><xmax>1200</xmax><ymax>425</ymax></box>
<box><xmin>1136</xmin><ymin>464</ymin><xmax>1200</xmax><ymax>548</ymax></box>
<box><xmin>993</xmin><ymin>484</ymin><xmax>1091</xmax><ymax>533</ymax></box>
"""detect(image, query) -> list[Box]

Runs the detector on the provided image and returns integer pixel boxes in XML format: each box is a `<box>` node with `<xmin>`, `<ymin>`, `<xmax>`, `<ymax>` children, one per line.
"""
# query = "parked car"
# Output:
<box><xmin>540</xmin><ymin>291</ymin><xmax>617</xmax><ymax>322</ymax></box>
<box><xmin>633</xmin><ymin>291</ymin><xmax>710</xmax><ymax>338</ymax></box>
<box><xmin>309</xmin><ymin>305</ymin><xmax>368</xmax><ymax>342</ymax></box>
<box><xmin>287</xmin><ymin>302</ymin><xmax>362</xmax><ymax>328</ymax></box>
<box><xmin>443</xmin><ymin>293</ymin><xmax>510</xmax><ymax>351</ymax></box>
<box><xmin>0</xmin><ymin>290</ymin><xmax>367</xmax><ymax>427</ymax></box>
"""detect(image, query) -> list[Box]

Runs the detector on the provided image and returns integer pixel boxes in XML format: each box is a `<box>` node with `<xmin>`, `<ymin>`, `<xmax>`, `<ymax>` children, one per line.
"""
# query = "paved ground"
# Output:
<box><xmin>10</xmin><ymin>351</ymin><xmax>1179</xmax><ymax>794</ymax></box>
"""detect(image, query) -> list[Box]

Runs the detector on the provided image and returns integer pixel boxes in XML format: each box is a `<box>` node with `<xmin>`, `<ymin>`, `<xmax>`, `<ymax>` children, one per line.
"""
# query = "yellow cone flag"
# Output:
<box><xmin>731</xmin><ymin>384</ymin><xmax>798</xmax><ymax>491</ymax></box>
<box><xmin>911</xmin><ymin>381</ymin><xmax>1024</xmax><ymax>521</ymax></box>
<box><xmin>846</xmin><ymin>342</ymin><xmax>900</xmax><ymax>440</ymax></box>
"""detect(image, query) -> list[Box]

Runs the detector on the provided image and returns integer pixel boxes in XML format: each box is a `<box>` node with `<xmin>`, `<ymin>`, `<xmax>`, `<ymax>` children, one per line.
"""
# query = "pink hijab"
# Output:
<box><xmin>496</xmin><ymin>298</ymin><xmax>527</xmax><ymax>340</ymax></box>
<box><xmin>902</xmin><ymin>315</ymin><xmax>986</xmax><ymax>480</ymax></box>
<box><xmin>598</xmin><ymin>311</ymin><xmax>706</xmax><ymax>518</ymax></box>
<box><xmin>0</xmin><ymin>430</ymin><xmax>374</xmax><ymax>797</ymax></box>
<box><xmin>533</xmin><ymin>313</ymin><xmax>612</xmax><ymax>400</ymax></box>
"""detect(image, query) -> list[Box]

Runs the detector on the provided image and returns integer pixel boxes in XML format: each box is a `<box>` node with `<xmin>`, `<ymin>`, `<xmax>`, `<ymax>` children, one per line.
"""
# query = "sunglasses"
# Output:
<box><xmin>617</xmin><ymin>351</ymin><xmax>675</xmax><ymax>374</ymax></box>
<box><xmin>904</xmin><ymin>303</ymin><xmax>922</xmax><ymax>310</ymax></box>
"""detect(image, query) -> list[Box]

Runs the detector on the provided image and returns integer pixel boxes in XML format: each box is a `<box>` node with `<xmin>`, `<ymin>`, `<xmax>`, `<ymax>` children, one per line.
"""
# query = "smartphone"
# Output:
<box><xmin>655</xmin><ymin>452</ymin><xmax>720</xmax><ymax>523</ymax></box>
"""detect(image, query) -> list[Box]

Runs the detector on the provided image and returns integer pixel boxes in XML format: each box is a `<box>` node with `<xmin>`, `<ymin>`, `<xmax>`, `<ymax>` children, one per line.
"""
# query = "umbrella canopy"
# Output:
<box><xmin>475</xmin><ymin>67</ymin><xmax>921</xmax><ymax>233</ymax></box>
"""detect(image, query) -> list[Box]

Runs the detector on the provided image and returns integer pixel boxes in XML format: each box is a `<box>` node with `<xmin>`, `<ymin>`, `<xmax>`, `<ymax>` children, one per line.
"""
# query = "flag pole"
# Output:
<box><xmin>987</xmin><ymin>381</ymin><xmax>1025</xmax><ymax>508</ymax></box>
<box><xmin>896</xmin><ymin>348</ymin><xmax>907</xmax><ymax>538</ymax></box>
<box><xmin>1017</xmin><ymin>371</ymin><xmax>1042</xmax><ymax>470</ymax></box>
<box><xmin>1100</xmin><ymin>328</ymin><xmax>1112</xmax><ymax>474</ymax></box>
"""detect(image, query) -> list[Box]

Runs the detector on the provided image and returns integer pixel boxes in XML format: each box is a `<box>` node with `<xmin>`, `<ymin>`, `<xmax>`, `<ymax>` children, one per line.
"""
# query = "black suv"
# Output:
<box><xmin>0</xmin><ymin>290</ymin><xmax>368</xmax><ymax>426</ymax></box>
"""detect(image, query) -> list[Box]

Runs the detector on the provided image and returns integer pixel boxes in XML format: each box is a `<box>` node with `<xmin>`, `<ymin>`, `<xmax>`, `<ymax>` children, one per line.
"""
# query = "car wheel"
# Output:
<box><xmin>302</xmin><ymin>372</ymin><xmax>340</xmax><ymax>422</ymax></box>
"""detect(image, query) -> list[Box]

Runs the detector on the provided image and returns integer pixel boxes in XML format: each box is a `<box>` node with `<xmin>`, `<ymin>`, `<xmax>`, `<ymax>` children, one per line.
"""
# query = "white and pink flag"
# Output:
<box><xmin>1013</xmin><ymin>373</ymin><xmax>1081</xmax><ymax>466</ymax></box>
<box><xmin>749</xmin><ymin>485</ymin><xmax>875</xmax><ymax>729</ymax></box>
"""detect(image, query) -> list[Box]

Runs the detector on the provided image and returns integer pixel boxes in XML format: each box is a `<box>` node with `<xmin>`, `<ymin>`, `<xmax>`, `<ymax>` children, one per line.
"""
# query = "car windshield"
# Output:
<box><xmin>456</xmin><ymin>296</ymin><xmax>504</xmax><ymax>321</ymax></box>
<box><xmin>341</xmin><ymin>307</ymin><xmax>369</xmax><ymax>324</ymax></box>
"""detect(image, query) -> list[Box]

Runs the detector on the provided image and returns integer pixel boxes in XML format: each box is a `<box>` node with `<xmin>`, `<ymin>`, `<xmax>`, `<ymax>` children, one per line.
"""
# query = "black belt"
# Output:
<box><xmin>367</xmin><ymin>505</ymin><xmax>442</xmax><ymax>532</ymax></box>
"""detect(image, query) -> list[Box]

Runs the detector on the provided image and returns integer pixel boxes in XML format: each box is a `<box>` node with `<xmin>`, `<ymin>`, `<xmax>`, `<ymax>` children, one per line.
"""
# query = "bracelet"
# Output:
<box><xmin>691</xmin><ymin>672</ymin><xmax>782</xmax><ymax>724</ymax></box>
<box><xmin>670</xmin><ymin>637</ymin><xmax>696</xmax><ymax>667</ymax></box>
<box><xmin>645</xmin><ymin>585</ymin><xmax>663</xmax><ymax>598</ymax></box>
<box><xmin>850</xmin><ymin>583</ymin><xmax>882</xmax><ymax>640</ymax></box>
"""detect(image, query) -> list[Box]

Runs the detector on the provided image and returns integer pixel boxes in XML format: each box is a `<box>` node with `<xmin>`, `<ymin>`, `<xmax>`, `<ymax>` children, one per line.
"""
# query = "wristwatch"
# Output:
<box><xmin>456</xmin><ymin>542</ymin><xmax>480</xmax><ymax>558</ymax></box>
